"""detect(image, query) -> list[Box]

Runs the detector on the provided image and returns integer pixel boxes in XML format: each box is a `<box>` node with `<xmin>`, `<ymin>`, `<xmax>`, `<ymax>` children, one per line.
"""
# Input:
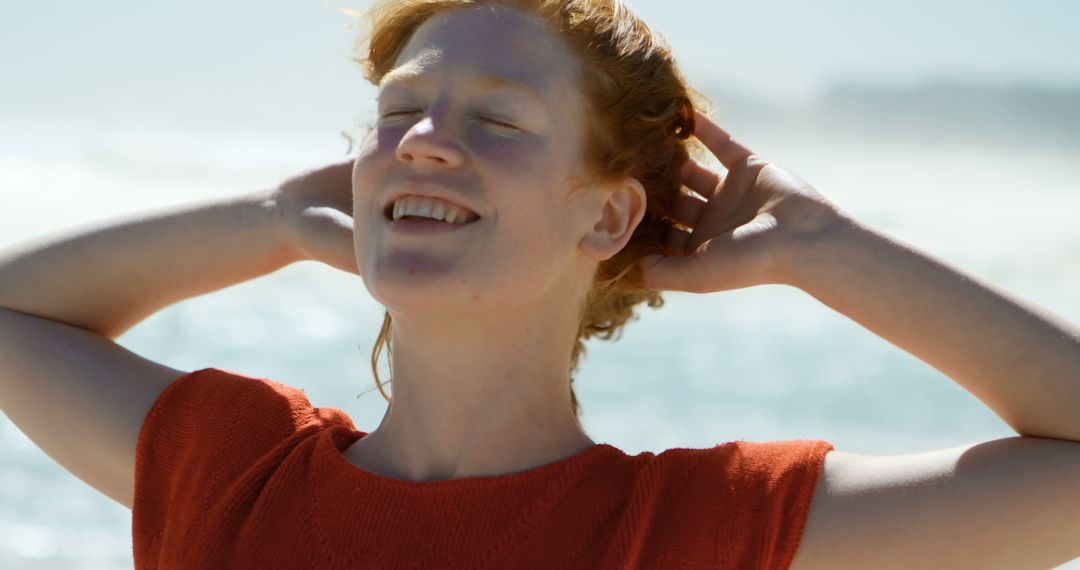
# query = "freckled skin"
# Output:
<box><xmin>351</xmin><ymin>7</ymin><xmax>593</xmax><ymax>317</ymax></box>
<box><xmin>340</xmin><ymin>4</ymin><xmax>647</xmax><ymax>483</ymax></box>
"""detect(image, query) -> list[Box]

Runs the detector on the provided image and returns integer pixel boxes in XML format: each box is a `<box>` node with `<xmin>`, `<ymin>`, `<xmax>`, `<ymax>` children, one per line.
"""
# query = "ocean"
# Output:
<box><xmin>2</xmin><ymin>111</ymin><xmax>1078</xmax><ymax>567</ymax></box>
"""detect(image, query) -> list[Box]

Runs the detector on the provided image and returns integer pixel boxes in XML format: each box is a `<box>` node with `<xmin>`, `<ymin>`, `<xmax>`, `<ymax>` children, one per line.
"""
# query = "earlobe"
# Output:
<box><xmin>579</xmin><ymin>177</ymin><xmax>647</xmax><ymax>261</ymax></box>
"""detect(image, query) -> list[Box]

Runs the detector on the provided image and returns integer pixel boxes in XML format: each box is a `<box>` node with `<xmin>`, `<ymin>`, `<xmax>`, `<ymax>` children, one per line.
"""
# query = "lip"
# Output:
<box><xmin>387</xmin><ymin>217</ymin><xmax>481</xmax><ymax>235</ymax></box>
<box><xmin>381</xmin><ymin>182</ymin><xmax>482</xmax><ymax>221</ymax></box>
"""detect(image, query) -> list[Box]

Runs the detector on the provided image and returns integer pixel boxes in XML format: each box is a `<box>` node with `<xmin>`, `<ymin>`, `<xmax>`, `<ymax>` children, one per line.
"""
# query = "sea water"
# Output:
<box><xmin>2</xmin><ymin>117</ymin><xmax>1078</xmax><ymax>568</ymax></box>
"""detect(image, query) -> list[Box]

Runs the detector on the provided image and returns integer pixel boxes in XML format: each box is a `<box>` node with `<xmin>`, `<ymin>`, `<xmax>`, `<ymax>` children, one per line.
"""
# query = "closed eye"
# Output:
<box><xmin>377</xmin><ymin>111</ymin><xmax>520</xmax><ymax>132</ymax></box>
<box><xmin>478</xmin><ymin>116</ymin><xmax>519</xmax><ymax>131</ymax></box>
<box><xmin>380</xmin><ymin>110</ymin><xmax>421</xmax><ymax>119</ymax></box>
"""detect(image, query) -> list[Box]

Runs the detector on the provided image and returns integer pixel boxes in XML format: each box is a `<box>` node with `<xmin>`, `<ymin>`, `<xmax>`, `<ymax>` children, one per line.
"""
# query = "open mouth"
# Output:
<box><xmin>382</xmin><ymin>204</ymin><xmax>481</xmax><ymax>226</ymax></box>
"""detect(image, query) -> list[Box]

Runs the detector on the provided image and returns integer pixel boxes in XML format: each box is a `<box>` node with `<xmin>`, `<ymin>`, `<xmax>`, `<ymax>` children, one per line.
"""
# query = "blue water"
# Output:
<box><xmin>2</xmin><ymin>119</ymin><xmax>1078</xmax><ymax>568</ymax></box>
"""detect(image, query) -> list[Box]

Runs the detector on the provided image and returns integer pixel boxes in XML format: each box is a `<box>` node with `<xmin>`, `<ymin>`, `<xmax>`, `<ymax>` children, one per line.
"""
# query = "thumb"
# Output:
<box><xmin>637</xmin><ymin>252</ymin><xmax>710</xmax><ymax>293</ymax></box>
<box><xmin>301</xmin><ymin>207</ymin><xmax>359</xmax><ymax>275</ymax></box>
<box><xmin>321</xmin><ymin>211</ymin><xmax>360</xmax><ymax>276</ymax></box>
<box><xmin>324</xmin><ymin>219</ymin><xmax>360</xmax><ymax>276</ymax></box>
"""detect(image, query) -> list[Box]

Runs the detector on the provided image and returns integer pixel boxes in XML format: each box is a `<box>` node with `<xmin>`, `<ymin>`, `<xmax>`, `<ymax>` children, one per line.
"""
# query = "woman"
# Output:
<box><xmin>1</xmin><ymin>0</ymin><xmax>1078</xmax><ymax>568</ymax></box>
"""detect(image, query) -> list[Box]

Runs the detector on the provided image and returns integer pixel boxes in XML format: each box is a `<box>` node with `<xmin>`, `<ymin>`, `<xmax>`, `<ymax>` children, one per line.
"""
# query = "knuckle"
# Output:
<box><xmin>747</xmin><ymin>155</ymin><xmax>769</xmax><ymax>169</ymax></box>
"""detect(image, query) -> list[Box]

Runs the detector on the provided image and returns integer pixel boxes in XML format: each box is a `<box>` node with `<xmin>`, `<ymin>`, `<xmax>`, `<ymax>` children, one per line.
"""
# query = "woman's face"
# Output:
<box><xmin>352</xmin><ymin>6</ymin><xmax>611</xmax><ymax>317</ymax></box>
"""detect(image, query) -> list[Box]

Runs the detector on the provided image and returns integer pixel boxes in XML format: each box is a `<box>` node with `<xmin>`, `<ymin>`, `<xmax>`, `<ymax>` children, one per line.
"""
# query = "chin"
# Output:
<box><xmin>365</xmin><ymin>273</ymin><xmax>474</xmax><ymax>312</ymax></box>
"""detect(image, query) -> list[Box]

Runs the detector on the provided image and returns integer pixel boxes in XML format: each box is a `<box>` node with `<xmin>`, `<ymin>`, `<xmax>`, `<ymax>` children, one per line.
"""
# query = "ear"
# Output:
<box><xmin>579</xmin><ymin>177</ymin><xmax>647</xmax><ymax>262</ymax></box>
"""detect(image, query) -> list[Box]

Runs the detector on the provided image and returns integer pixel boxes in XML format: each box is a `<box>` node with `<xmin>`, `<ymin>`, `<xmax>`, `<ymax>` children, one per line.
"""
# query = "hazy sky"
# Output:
<box><xmin>2</xmin><ymin>0</ymin><xmax>1078</xmax><ymax>133</ymax></box>
<box><xmin>627</xmin><ymin>0</ymin><xmax>1080</xmax><ymax>104</ymax></box>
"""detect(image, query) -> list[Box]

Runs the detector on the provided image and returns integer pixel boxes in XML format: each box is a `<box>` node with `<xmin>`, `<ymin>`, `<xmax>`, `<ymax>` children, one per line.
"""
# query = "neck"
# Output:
<box><xmin>352</xmin><ymin>306</ymin><xmax>593</xmax><ymax>482</ymax></box>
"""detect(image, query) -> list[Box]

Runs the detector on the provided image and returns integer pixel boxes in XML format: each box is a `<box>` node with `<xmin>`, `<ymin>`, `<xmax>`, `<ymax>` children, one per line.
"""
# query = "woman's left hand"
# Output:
<box><xmin>637</xmin><ymin>110</ymin><xmax>852</xmax><ymax>293</ymax></box>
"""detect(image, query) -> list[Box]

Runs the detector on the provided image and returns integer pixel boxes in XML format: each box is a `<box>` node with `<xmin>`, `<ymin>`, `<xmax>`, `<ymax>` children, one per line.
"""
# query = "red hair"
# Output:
<box><xmin>353</xmin><ymin>0</ymin><xmax>711</xmax><ymax>420</ymax></box>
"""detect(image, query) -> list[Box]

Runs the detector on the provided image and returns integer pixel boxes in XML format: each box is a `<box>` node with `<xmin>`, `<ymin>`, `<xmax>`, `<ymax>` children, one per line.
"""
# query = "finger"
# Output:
<box><xmin>641</xmin><ymin>211</ymin><xmax>783</xmax><ymax>293</ymax></box>
<box><xmin>683</xmin><ymin>156</ymin><xmax>764</xmax><ymax>255</ymax></box>
<box><xmin>667</xmin><ymin>187</ymin><xmax>706</xmax><ymax>230</ymax></box>
<box><xmin>667</xmin><ymin>160</ymin><xmax>724</xmax><ymax>229</ymax></box>
<box><xmin>692</xmin><ymin>110</ymin><xmax>754</xmax><ymax>170</ymax></box>
<box><xmin>303</xmin><ymin>207</ymin><xmax>359</xmax><ymax>275</ymax></box>
<box><xmin>681</xmin><ymin>159</ymin><xmax>723</xmax><ymax>199</ymax></box>
<box><xmin>637</xmin><ymin>252</ymin><xmax>711</xmax><ymax>294</ymax></box>
<box><xmin>664</xmin><ymin>223</ymin><xmax>691</xmax><ymax>257</ymax></box>
<box><xmin>325</xmin><ymin>216</ymin><xmax>361</xmax><ymax>275</ymax></box>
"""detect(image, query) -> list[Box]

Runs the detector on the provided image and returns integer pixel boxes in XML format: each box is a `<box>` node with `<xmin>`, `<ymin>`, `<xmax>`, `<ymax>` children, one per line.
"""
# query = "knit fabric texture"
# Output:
<box><xmin>133</xmin><ymin>368</ymin><xmax>833</xmax><ymax>569</ymax></box>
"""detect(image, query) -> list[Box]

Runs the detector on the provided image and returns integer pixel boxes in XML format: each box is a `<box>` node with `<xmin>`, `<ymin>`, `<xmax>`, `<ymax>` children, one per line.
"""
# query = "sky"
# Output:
<box><xmin>627</xmin><ymin>0</ymin><xmax>1080</xmax><ymax>105</ymax></box>
<box><xmin>2</xmin><ymin>0</ymin><xmax>1079</xmax><ymax>136</ymax></box>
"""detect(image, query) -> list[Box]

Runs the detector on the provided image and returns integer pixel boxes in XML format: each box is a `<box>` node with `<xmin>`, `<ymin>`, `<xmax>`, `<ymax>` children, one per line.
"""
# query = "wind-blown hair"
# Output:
<box><xmin>352</xmin><ymin>0</ymin><xmax>710</xmax><ymax>420</ymax></box>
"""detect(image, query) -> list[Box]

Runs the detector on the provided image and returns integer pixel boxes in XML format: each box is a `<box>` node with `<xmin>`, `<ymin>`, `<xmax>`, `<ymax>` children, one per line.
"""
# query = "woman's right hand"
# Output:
<box><xmin>270</xmin><ymin>155</ymin><xmax>360</xmax><ymax>275</ymax></box>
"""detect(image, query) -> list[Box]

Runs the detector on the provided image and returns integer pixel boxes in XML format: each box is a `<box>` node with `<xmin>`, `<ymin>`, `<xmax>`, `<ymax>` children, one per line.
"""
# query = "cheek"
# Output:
<box><xmin>373</xmin><ymin>126</ymin><xmax>407</xmax><ymax>152</ymax></box>
<box><xmin>483</xmin><ymin>142</ymin><xmax>585</xmax><ymax>246</ymax></box>
<box><xmin>502</xmin><ymin>198</ymin><xmax>583</xmax><ymax>269</ymax></box>
<box><xmin>472</xmin><ymin>132</ymin><xmax>549</xmax><ymax>175</ymax></box>
<box><xmin>352</xmin><ymin>129</ymin><xmax>400</xmax><ymax>202</ymax></box>
<box><xmin>356</xmin><ymin>125</ymin><xmax>390</xmax><ymax>159</ymax></box>
<box><xmin>355</xmin><ymin>126</ymin><xmax>405</xmax><ymax>173</ymax></box>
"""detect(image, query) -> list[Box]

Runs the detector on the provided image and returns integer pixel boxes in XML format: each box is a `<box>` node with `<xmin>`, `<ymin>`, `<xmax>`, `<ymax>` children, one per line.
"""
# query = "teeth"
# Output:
<box><xmin>391</xmin><ymin>196</ymin><xmax>478</xmax><ymax>224</ymax></box>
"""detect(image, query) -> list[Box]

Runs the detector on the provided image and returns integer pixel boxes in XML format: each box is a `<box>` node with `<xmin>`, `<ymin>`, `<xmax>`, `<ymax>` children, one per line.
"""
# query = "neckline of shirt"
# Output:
<box><xmin>318</xmin><ymin>425</ymin><xmax>622</xmax><ymax>489</ymax></box>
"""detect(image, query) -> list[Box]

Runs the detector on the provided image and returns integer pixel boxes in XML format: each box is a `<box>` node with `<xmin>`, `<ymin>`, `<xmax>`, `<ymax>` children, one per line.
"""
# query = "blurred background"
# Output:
<box><xmin>2</xmin><ymin>0</ymin><xmax>1078</xmax><ymax>567</ymax></box>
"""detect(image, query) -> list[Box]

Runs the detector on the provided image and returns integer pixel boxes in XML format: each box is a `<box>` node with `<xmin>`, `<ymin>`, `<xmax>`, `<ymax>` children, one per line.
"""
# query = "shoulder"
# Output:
<box><xmin>133</xmin><ymin>367</ymin><xmax>358</xmax><ymax>511</ymax></box>
<box><xmin>657</xmin><ymin>439</ymin><xmax>834</xmax><ymax>485</ymax></box>
<box><xmin>147</xmin><ymin>367</ymin><xmax>354</xmax><ymax>432</ymax></box>
<box><xmin>632</xmin><ymin>439</ymin><xmax>834</xmax><ymax>569</ymax></box>
<box><xmin>135</xmin><ymin>367</ymin><xmax>356</xmax><ymax>501</ymax></box>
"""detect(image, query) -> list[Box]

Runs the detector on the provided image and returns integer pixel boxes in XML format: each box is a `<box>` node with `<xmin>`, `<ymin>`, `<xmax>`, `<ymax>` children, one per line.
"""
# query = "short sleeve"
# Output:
<box><xmin>629</xmin><ymin>439</ymin><xmax>832</xmax><ymax>569</ymax></box>
<box><xmin>718</xmin><ymin>439</ymin><xmax>834</xmax><ymax>569</ymax></box>
<box><xmin>131</xmin><ymin>367</ymin><xmax>348</xmax><ymax>566</ymax></box>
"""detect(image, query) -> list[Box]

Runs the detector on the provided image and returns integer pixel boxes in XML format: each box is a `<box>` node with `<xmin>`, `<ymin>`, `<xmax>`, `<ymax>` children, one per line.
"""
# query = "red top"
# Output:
<box><xmin>133</xmin><ymin>368</ymin><xmax>833</xmax><ymax>569</ymax></box>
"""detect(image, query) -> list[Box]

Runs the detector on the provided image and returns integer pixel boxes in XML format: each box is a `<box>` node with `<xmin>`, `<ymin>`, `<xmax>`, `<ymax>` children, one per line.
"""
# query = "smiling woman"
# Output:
<box><xmin>341</xmin><ymin>1</ymin><xmax>696</xmax><ymax>493</ymax></box>
<box><xmin>353</xmin><ymin>0</ymin><xmax>710</xmax><ymax>426</ymax></box>
<box><xmin>2</xmin><ymin>0</ymin><xmax>1080</xmax><ymax>568</ymax></box>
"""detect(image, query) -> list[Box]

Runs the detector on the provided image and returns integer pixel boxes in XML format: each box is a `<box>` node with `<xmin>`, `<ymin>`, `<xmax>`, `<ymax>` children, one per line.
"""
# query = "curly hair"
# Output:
<box><xmin>352</xmin><ymin>0</ymin><xmax>711</xmax><ymax>420</ymax></box>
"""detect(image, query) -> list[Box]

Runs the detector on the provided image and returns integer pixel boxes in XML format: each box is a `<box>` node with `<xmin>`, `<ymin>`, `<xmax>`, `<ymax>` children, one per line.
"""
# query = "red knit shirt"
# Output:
<box><xmin>133</xmin><ymin>368</ymin><xmax>833</xmax><ymax>569</ymax></box>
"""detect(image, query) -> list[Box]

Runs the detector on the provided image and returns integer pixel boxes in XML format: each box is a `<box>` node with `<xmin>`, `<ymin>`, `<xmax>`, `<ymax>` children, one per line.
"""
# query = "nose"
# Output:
<box><xmin>395</xmin><ymin>114</ymin><xmax>465</xmax><ymax>169</ymax></box>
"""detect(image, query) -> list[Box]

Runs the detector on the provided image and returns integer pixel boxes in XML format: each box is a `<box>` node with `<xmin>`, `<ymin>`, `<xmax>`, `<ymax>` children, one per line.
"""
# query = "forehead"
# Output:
<box><xmin>386</xmin><ymin>6</ymin><xmax>580</xmax><ymax>101</ymax></box>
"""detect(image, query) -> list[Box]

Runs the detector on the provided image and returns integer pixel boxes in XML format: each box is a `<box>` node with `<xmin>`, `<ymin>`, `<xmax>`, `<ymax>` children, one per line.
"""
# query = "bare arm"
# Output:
<box><xmin>792</xmin><ymin>437</ymin><xmax>1080</xmax><ymax>569</ymax></box>
<box><xmin>639</xmin><ymin>110</ymin><xmax>1080</xmax><ymax>441</ymax></box>
<box><xmin>0</xmin><ymin>157</ymin><xmax>354</xmax><ymax>508</ymax></box>
<box><xmin>643</xmin><ymin>112</ymin><xmax>1080</xmax><ymax>567</ymax></box>
<box><xmin>0</xmin><ymin>190</ymin><xmax>297</xmax><ymax>339</ymax></box>
<box><xmin>789</xmin><ymin>216</ymin><xmax>1080</xmax><ymax>442</ymax></box>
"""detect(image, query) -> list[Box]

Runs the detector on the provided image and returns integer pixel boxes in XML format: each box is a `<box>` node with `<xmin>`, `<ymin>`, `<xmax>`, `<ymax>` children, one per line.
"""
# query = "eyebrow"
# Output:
<box><xmin>378</xmin><ymin>69</ymin><xmax>549</xmax><ymax>107</ymax></box>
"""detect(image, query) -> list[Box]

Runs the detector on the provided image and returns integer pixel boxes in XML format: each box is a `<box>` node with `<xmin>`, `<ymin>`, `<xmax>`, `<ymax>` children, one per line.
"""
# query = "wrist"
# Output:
<box><xmin>255</xmin><ymin>189</ymin><xmax>305</xmax><ymax>268</ymax></box>
<box><xmin>780</xmin><ymin>210</ymin><xmax>865</xmax><ymax>291</ymax></box>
